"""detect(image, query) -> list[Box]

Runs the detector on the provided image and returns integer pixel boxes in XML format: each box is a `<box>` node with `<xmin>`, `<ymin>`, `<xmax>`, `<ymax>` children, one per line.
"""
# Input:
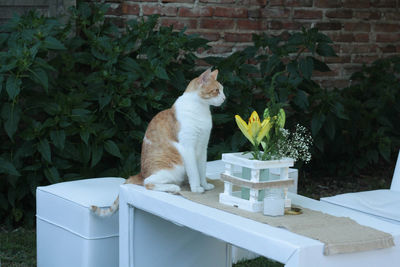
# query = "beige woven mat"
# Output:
<box><xmin>179</xmin><ymin>180</ymin><xmax>394</xmax><ymax>256</ymax></box>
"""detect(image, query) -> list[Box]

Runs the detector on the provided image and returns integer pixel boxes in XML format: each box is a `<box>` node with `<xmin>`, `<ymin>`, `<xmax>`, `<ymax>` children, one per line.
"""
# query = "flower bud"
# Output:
<box><xmin>263</xmin><ymin>108</ymin><xmax>270</xmax><ymax>120</ymax></box>
<box><xmin>277</xmin><ymin>108</ymin><xmax>286</xmax><ymax>128</ymax></box>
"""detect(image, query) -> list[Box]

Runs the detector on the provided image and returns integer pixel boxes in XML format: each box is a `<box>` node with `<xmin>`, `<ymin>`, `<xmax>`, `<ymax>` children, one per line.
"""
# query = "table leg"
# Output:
<box><xmin>119</xmin><ymin>190</ymin><xmax>134</xmax><ymax>267</ymax></box>
<box><xmin>120</xmin><ymin>206</ymin><xmax>231</xmax><ymax>267</ymax></box>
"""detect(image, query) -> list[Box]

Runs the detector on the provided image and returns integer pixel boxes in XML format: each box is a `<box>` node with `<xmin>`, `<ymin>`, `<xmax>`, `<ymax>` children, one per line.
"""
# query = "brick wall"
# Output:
<box><xmin>102</xmin><ymin>1</ymin><xmax>400</xmax><ymax>87</ymax></box>
<box><xmin>0</xmin><ymin>0</ymin><xmax>76</xmax><ymax>25</ymax></box>
<box><xmin>1</xmin><ymin>1</ymin><xmax>398</xmax><ymax>88</ymax></box>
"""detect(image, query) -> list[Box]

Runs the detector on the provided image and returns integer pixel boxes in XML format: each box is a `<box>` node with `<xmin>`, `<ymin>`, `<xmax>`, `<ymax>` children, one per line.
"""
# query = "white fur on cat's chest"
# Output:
<box><xmin>174</xmin><ymin>93</ymin><xmax>212</xmax><ymax>138</ymax></box>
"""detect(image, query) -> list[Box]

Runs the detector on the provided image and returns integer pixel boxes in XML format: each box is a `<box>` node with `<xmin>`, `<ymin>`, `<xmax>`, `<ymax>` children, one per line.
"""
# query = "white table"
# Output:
<box><xmin>119</xmin><ymin>184</ymin><xmax>400</xmax><ymax>267</ymax></box>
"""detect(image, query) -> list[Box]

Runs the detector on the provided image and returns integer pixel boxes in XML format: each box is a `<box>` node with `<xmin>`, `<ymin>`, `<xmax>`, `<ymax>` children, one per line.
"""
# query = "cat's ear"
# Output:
<box><xmin>199</xmin><ymin>68</ymin><xmax>212</xmax><ymax>85</ymax></box>
<box><xmin>210</xmin><ymin>69</ymin><xmax>218</xmax><ymax>80</ymax></box>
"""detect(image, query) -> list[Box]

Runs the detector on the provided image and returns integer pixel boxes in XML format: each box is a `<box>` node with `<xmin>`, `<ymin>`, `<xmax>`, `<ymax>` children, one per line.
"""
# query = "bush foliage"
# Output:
<box><xmin>309</xmin><ymin>57</ymin><xmax>400</xmax><ymax>174</ymax></box>
<box><xmin>204</xmin><ymin>27</ymin><xmax>338</xmax><ymax>160</ymax></box>
<box><xmin>0</xmin><ymin>3</ymin><xmax>207</xmax><ymax>225</ymax></box>
<box><xmin>206</xmin><ymin>32</ymin><xmax>400</xmax><ymax>175</ymax></box>
<box><xmin>1</xmin><ymin>3</ymin><xmax>399</xmax><ymax>225</ymax></box>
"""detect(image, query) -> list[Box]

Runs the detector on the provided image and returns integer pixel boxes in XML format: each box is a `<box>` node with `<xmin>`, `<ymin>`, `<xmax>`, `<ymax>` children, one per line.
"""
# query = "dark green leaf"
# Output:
<box><xmin>79</xmin><ymin>2</ymin><xmax>92</xmax><ymax>18</ymax></box>
<box><xmin>230</xmin><ymin>131</ymin><xmax>246</xmax><ymax>151</ymax></box>
<box><xmin>42</xmin><ymin>118</ymin><xmax>57</xmax><ymax>129</ymax></box>
<box><xmin>264</xmin><ymin>54</ymin><xmax>281</xmax><ymax>74</ymax></box>
<box><xmin>378</xmin><ymin>138</ymin><xmax>391</xmax><ymax>162</ymax></box>
<box><xmin>30</xmin><ymin>67</ymin><xmax>49</xmax><ymax>91</ymax></box>
<box><xmin>13</xmin><ymin>208</ymin><xmax>23</xmax><ymax>222</ymax></box>
<box><xmin>22</xmin><ymin>164</ymin><xmax>41</xmax><ymax>171</ymax></box>
<box><xmin>316</xmin><ymin>32</ymin><xmax>333</xmax><ymax>43</ymax></box>
<box><xmin>73</xmin><ymin>52</ymin><xmax>92</xmax><ymax>64</ymax></box>
<box><xmin>128</xmin><ymin>109</ymin><xmax>142</xmax><ymax>125</ymax></box>
<box><xmin>6</xmin><ymin>75</ymin><xmax>21</xmax><ymax>100</ymax></box>
<box><xmin>63</xmin><ymin>141</ymin><xmax>79</xmax><ymax>160</ymax></box>
<box><xmin>287</xmin><ymin>61</ymin><xmax>298</xmax><ymax>76</ymax></box>
<box><xmin>0</xmin><ymin>33</ymin><xmax>8</xmax><ymax>47</ymax></box>
<box><xmin>2</xmin><ymin>103</ymin><xmax>20</xmax><ymax>140</ymax></box>
<box><xmin>241</xmin><ymin>64</ymin><xmax>258</xmax><ymax>74</ymax></box>
<box><xmin>119</xmin><ymin>98</ymin><xmax>131</xmax><ymax>107</ymax></box>
<box><xmin>44</xmin><ymin>167</ymin><xmax>61</xmax><ymax>184</ymax></box>
<box><xmin>34</xmin><ymin>57</ymin><xmax>57</xmax><ymax>72</ymax></box>
<box><xmin>288</xmin><ymin>33</ymin><xmax>305</xmax><ymax>46</ymax></box>
<box><xmin>314</xmin><ymin>135</ymin><xmax>324</xmax><ymax>152</ymax></box>
<box><xmin>0</xmin><ymin>194</ymin><xmax>8</xmax><ymax>210</ymax></box>
<box><xmin>366</xmin><ymin>149</ymin><xmax>379</xmax><ymax>163</ymax></box>
<box><xmin>104</xmin><ymin>140</ymin><xmax>123</xmax><ymax>158</ymax></box>
<box><xmin>14</xmin><ymin>141</ymin><xmax>36</xmax><ymax>159</ymax></box>
<box><xmin>333</xmin><ymin>102</ymin><xmax>349</xmax><ymax>120</ymax></box>
<box><xmin>43</xmin><ymin>103</ymin><xmax>61</xmax><ymax>115</ymax></box>
<box><xmin>8</xmin><ymin>189</ymin><xmax>16</xmax><ymax>208</ymax></box>
<box><xmin>120</xmin><ymin>57</ymin><xmax>141</xmax><ymax>72</ymax></box>
<box><xmin>59</xmin><ymin>119</ymin><xmax>72</xmax><ymax>128</ymax></box>
<box><xmin>79</xmin><ymin>143</ymin><xmax>91</xmax><ymax>164</ymax></box>
<box><xmin>54</xmin><ymin>158</ymin><xmax>73</xmax><ymax>170</ymax></box>
<box><xmin>377</xmin><ymin>116</ymin><xmax>393</xmax><ymax>128</ymax></box>
<box><xmin>72</xmin><ymin>108</ymin><xmax>91</xmax><ymax>116</ymax></box>
<box><xmin>311</xmin><ymin>58</ymin><xmax>331</xmax><ymax>72</ymax></box>
<box><xmin>50</xmin><ymin>130</ymin><xmax>66</xmax><ymax>150</ymax></box>
<box><xmin>299</xmin><ymin>57</ymin><xmax>314</xmax><ymax>80</ymax></box>
<box><xmin>100</xmin><ymin>128</ymin><xmax>117</xmax><ymax>140</ymax></box>
<box><xmin>0</xmin><ymin>157</ymin><xmax>20</xmax><ymax>176</ymax></box>
<box><xmin>91</xmin><ymin>143</ymin><xmax>103</xmax><ymax>167</ymax></box>
<box><xmin>288</xmin><ymin>76</ymin><xmax>302</xmax><ymax>87</ymax></box>
<box><xmin>38</xmin><ymin>139</ymin><xmax>51</xmax><ymax>163</ymax></box>
<box><xmin>91</xmin><ymin>47</ymin><xmax>108</xmax><ymax>61</ymax></box>
<box><xmin>311</xmin><ymin>113</ymin><xmax>326</xmax><ymax>137</ymax></box>
<box><xmin>0</xmin><ymin>75</ymin><xmax>3</xmax><ymax>94</ymax></box>
<box><xmin>98</xmin><ymin>95</ymin><xmax>112</xmax><ymax>110</ymax></box>
<box><xmin>316</xmin><ymin>43</ymin><xmax>337</xmax><ymax>57</ymax></box>
<box><xmin>0</xmin><ymin>61</ymin><xmax>16</xmax><ymax>72</ymax></box>
<box><xmin>137</xmin><ymin>101</ymin><xmax>147</xmax><ymax>111</ymax></box>
<box><xmin>212</xmin><ymin>113</ymin><xmax>232</xmax><ymax>124</ymax></box>
<box><xmin>129</xmin><ymin>130</ymin><xmax>144</xmax><ymax>141</ymax></box>
<box><xmin>80</xmin><ymin>129</ymin><xmax>90</xmax><ymax>145</ymax></box>
<box><xmin>155</xmin><ymin>65</ymin><xmax>169</xmax><ymax>80</ymax></box>
<box><xmin>293</xmin><ymin>90</ymin><xmax>309</xmax><ymax>110</ymax></box>
<box><xmin>71</xmin><ymin>109</ymin><xmax>91</xmax><ymax>122</ymax></box>
<box><xmin>43</xmin><ymin>36</ymin><xmax>66</xmax><ymax>50</ymax></box>
<box><xmin>324</xmin><ymin>115</ymin><xmax>336</xmax><ymax>140</ymax></box>
<box><xmin>107</xmin><ymin>109</ymin><xmax>115</xmax><ymax>123</ymax></box>
<box><xmin>121</xmin><ymin>152</ymin><xmax>138</xmax><ymax>176</ymax></box>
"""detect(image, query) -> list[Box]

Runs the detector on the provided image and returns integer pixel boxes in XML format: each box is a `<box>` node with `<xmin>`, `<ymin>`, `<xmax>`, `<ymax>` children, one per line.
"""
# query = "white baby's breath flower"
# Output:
<box><xmin>275</xmin><ymin>124</ymin><xmax>313</xmax><ymax>163</ymax></box>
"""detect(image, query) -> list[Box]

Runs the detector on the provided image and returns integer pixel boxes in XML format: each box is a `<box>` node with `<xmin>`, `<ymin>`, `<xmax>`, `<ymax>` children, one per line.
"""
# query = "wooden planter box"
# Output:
<box><xmin>219</xmin><ymin>152</ymin><xmax>295</xmax><ymax>212</ymax></box>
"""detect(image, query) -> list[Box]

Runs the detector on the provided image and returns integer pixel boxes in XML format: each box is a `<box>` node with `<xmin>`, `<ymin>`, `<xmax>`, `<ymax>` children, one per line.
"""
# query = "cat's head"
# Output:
<box><xmin>186</xmin><ymin>69</ymin><xmax>225</xmax><ymax>107</ymax></box>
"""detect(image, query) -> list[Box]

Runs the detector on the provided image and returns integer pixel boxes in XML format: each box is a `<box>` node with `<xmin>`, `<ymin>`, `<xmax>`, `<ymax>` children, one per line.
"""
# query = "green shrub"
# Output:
<box><xmin>205</xmin><ymin>28</ymin><xmax>336</xmax><ymax>163</ymax></box>
<box><xmin>0</xmin><ymin>3</ymin><xmax>208</xmax><ymax>225</ymax></box>
<box><xmin>205</xmin><ymin>30</ymin><xmax>399</xmax><ymax>176</ymax></box>
<box><xmin>307</xmin><ymin>57</ymin><xmax>400</xmax><ymax>174</ymax></box>
<box><xmin>0</xmin><ymin>7</ymin><xmax>337</xmax><ymax>224</ymax></box>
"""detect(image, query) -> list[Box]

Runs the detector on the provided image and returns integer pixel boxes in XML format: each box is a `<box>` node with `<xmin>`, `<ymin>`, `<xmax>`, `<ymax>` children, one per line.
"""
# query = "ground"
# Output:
<box><xmin>0</xmin><ymin>160</ymin><xmax>395</xmax><ymax>267</ymax></box>
<box><xmin>0</xmin><ymin>227</ymin><xmax>36</xmax><ymax>267</ymax></box>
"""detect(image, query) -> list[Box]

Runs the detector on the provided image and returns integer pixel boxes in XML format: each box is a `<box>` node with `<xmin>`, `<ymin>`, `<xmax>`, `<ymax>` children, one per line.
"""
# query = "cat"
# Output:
<box><xmin>91</xmin><ymin>68</ymin><xmax>225</xmax><ymax>216</ymax></box>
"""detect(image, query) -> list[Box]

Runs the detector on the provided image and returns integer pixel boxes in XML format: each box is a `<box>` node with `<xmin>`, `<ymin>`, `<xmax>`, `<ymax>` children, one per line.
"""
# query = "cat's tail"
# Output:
<box><xmin>91</xmin><ymin>195</ymin><xmax>120</xmax><ymax>217</ymax></box>
<box><xmin>91</xmin><ymin>174</ymin><xmax>144</xmax><ymax>217</ymax></box>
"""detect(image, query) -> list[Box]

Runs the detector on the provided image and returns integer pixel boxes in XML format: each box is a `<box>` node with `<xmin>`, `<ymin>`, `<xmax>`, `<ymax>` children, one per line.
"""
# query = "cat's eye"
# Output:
<box><xmin>215</xmin><ymin>88</ymin><xmax>220</xmax><ymax>93</ymax></box>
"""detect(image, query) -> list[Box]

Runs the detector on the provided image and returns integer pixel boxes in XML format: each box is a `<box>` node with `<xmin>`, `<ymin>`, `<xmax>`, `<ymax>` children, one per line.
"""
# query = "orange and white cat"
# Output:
<box><xmin>92</xmin><ymin>68</ymin><xmax>225</xmax><ymax>216</ymax></box>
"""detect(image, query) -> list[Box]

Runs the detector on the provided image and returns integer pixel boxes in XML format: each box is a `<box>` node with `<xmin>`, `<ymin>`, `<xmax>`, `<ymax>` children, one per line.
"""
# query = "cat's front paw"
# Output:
<box><xmin>203</xmin><ymin>183</ymin><xmax>215</xmax><ymax>191</ymax></box>
<box><xmin>191</xmin><ymin>186</ymin><xmax>205</xmax><ymax>193</ymax></box>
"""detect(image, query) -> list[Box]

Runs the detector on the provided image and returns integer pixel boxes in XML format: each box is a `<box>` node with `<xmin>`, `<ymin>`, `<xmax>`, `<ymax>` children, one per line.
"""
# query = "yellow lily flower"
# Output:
<box><xmin>235</xmin><ymin>111</ymin><xmax>272</xmax><ymax>147</ymax></box>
